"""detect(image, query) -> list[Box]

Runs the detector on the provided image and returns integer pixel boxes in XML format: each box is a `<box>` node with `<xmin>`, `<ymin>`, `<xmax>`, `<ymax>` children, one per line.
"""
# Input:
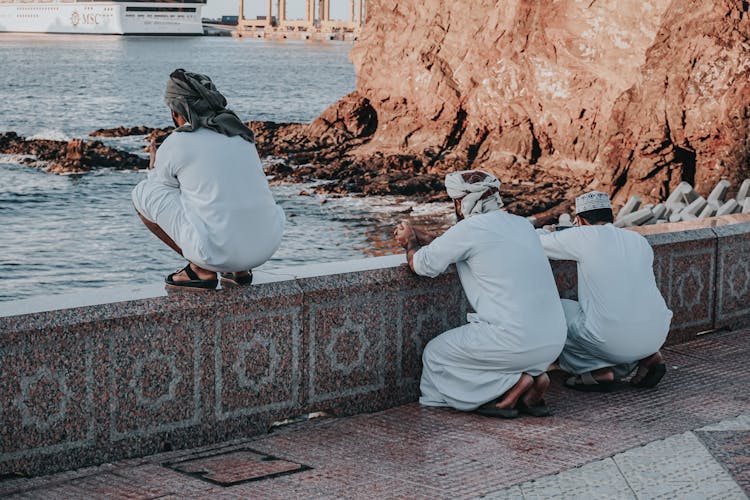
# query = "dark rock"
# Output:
<box><xmin>89</xmin><ymin>125</ymin><xmax>159</xmax><ymax>137</ymax></box>
<box><xmin>0</xmin><ymin>132</ymin><xmax>148</xmax><ymax>173</ymax></box>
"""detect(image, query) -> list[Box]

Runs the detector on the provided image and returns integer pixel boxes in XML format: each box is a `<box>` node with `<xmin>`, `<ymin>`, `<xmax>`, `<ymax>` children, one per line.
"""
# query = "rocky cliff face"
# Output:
<box><xmin>329</xmin><ymin>0</ymin><xmax>750</xmax><ymax>210</ymax></box>
<box><xmin>7</xmin><ymin>1</ymin><xmax>747</xmax><ymax>219</ymax></box>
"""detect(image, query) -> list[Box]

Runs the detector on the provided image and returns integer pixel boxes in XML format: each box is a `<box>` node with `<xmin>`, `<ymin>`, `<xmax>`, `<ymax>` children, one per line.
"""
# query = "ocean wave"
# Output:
<box><xmin>0</xmin><ymin>154</ymin><xmax>35</xmax><ymax>164</ymax></box>
<box><xmin>28</xmin><ymin>129</ymin><xmax>72</xmax><ymax>141</ymax></box>
<box><xmin>410</xmin><ymin>202</ymin><xmax>453</xmax><ymax>216</ymax></box>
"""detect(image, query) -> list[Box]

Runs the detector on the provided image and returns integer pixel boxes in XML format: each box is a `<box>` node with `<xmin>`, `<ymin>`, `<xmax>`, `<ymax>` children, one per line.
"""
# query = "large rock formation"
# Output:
<box><xmin>325</xmin><ymin>0</ymin><xmax>750</xmax><ymax>211</ymax></box>
<box><xmin>7</xmin><ymin>2</ymin><xmax>748</xmax><ymax>220</ymax></box>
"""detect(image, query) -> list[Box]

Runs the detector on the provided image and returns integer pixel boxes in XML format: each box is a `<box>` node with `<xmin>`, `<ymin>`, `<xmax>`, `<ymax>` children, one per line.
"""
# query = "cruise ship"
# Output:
<box><xmin>0</xmin><ymin>0</ymin><xmax>205</xmax><ymax>34</ymax></box>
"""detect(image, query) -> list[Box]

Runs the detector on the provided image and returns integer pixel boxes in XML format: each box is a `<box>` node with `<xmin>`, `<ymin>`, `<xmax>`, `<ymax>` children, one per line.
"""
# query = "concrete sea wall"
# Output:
<box><xmin>1</xmin><ymin>217</ymin><xmax>749</xmax><ymax>477</ymax></box>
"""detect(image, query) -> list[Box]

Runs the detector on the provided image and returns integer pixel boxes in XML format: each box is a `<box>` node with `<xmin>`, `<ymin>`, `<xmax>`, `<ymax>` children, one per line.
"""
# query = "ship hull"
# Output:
<box><xmin>0</xmin><ymin>2</ymin><xmax>204</xmax><ymax>35</ymax></box>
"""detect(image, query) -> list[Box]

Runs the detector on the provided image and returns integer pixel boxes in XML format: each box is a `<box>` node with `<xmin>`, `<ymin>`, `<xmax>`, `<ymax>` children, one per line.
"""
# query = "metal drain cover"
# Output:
<box><xmin>165</xmin><ymin>448</ymin><xmax>310</xmax><ymax>486</ymax></box>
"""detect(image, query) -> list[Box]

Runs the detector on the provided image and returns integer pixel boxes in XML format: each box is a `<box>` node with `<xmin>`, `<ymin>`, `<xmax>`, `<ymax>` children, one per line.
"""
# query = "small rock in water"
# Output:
<box><xmin>89</xmin><ymin>125</ymin><xmax>159</xmax><ymax>137</ymax></box>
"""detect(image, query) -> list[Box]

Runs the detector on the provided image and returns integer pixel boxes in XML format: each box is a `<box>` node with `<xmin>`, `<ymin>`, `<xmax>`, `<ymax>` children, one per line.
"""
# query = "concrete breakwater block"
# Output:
<box><xmin>736</xmin><ymin>179</ymin><xmax>750</xmax><ymax>203</ymax></box>
<box><xmin>614</xmin><ymin>207</ymin><xmax>654</xmax><ymax>227</ymax></box>
<box><xmin>717</xmin><ymin>199</ymin><xmax>739</xmax><ymax>216</ymax></box>
<box><xmin>616</xmin><ymin>179</ymin><xmax>749</xmax><ymax>227</ymax></box>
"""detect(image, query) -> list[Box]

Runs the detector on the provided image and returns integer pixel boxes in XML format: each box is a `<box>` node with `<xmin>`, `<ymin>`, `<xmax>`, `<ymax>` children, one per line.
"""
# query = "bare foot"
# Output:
<box><xmin>495</xmin><ymin>373</ymin><xmax>534</xmax><ymax>409</ymax></box>
<box><xmin>171</xmin><ymin>263</ymin><xmax>217</xmax><ymax>282</ymax></box>
<box><xmin>590</xmin><ymin>367</ymin><xmax>615</xmax><ymax>383</ymax></box>
<box><xmin>522</xmin><ymin>373</ymin><xmax>550</xmax><ymax>407</ymax></box>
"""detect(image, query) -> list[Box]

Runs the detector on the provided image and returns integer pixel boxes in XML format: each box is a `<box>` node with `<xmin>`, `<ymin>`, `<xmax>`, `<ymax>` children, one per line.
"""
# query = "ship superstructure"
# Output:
<box><xmin>0</xmin><ymin>0</ymin><xmax>205</xmax><ymax>34</ymax></box>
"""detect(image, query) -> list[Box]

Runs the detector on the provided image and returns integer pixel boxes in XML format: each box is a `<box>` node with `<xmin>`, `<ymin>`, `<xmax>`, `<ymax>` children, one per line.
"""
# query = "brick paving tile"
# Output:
<box><xmin>2</xmin><ymin>329</ymin><xmax>749</xmax><ymax>499</ymax></box>
<box><xmin>695</xmin><ymin>430</ymin><xmax>750</xmax><ymax>495</ymax></box>
<box><xmin>518</xmin><ymin>458</ymin><xmax>636</xmax><ymax>500</ymax></box>
<box><xmin>666</xmin><ymin>330</ymin><xmax>749</xmax><ymax>360</ymax></box>
<box><xmin>699</xmin><ymin>413</ymin><xmax>750</xmax><ymax>431</ymax></box>
<box><xmin>483</xmin><ymin>430</ymin><xmax>749</xmax><ymax>500</ymax></box>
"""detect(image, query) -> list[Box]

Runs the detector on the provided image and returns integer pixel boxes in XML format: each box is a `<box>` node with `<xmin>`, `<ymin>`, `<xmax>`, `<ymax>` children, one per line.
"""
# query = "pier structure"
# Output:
<box><xmin>235</xmin><ymin>0</ymin><xmax>366</xmax><ymax>40</ymax></box>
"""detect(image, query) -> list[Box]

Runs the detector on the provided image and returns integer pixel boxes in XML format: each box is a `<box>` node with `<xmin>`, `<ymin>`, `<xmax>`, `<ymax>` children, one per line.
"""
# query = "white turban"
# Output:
<box><xmin>575</xmin><ymin>191</ymin><xmax>612</xmax><ymax>214</ymax></box>
<box><xmin>444</xmin><ymin>170</ymin><xmax>503</xmax><ymax>218</ymax></box>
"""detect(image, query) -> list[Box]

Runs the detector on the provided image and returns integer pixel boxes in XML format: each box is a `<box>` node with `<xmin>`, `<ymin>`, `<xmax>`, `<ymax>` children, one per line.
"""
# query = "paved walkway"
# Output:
<box><xmin>1</xmin><ymin>330</ymin><xmax>748</xmax><ymax>499</ymax></box>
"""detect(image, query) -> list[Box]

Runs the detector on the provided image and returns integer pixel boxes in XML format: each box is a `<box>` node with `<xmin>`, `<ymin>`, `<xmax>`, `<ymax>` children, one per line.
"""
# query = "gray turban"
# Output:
<box><xmin>164</xmin><ymin>69</ymin><xmax>255</xmax><ymax>143</ymax></box>
<box><xmin>444</xmin><ymin>170</ymin><xmax>504</xmax><ymax>218</ymax></box>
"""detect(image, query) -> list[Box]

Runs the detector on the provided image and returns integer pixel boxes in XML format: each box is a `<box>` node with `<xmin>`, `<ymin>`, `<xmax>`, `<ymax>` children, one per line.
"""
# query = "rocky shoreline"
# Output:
<box><xmin>4</xmin><ymin>1</ymin><xmax>749</xmax><ymax>228</ymax></box>
<box><xmin>0</xmin><ymin>131</ymin><xmax>148</xmax><ymax>174</ymax></box>
<box><xmin>0</xmin><ymin>100</ymin><xmax>591</xmax><ymax>224</ymax></box>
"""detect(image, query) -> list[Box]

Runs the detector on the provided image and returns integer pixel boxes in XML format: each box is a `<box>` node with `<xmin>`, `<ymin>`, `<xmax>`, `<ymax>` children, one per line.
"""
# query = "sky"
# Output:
<box><xmin>203</xmin><ymin>0</ymin><xmax>352</xmax><ymax>20</ymax></box>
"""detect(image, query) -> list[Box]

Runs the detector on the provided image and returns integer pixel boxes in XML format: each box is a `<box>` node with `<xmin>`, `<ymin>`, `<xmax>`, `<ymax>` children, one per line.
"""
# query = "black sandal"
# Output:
<box><xmin>220</xmin><ymin>270</ymin><xmax>253</xmax><ymax>286</ymax></box>
<box><xmin>516</xmin><ymin>398</ymin><xmax>552</xmax><ymax>417</ymax></box>
<box><xmin>474</xmin><ymin>399</ymin><xmax>519</xmax><ymax>419</ymax></box>
<box><xmin>165</xmin><ymin>263</ymin><xmax>218</xmax><ymax>291</ymax></box>
<box><xmin>630</xmin><ymin>363</ymin><xmax>667</xmax><ymax>388</ymax></box>
<box><xmin>564</xmin><ymin>372</ymin><xmax>615</xmax><ymax>393</ymax></box>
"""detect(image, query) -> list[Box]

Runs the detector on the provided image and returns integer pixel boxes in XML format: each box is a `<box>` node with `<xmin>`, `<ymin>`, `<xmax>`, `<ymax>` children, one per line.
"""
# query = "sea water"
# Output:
<box><xmin>0</xmin><ymin>35</ymin><xmax>451</xmax><ymax>302</ymax></box>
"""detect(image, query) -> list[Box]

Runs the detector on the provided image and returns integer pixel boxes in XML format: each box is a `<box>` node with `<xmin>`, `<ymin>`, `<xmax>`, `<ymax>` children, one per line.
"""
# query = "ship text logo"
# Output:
<box><xmin>70</xmin><ymin>10</ymin><xmax>104</xmax><ymax>27</ymax></box>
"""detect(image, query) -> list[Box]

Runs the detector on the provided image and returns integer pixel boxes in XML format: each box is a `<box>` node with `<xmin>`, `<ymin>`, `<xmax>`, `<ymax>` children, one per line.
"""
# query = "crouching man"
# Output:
<box><xmin>394</xmin><ymin>170</ymin><xmax>567</xmax><ymax>418</ymax></box>
<box><xmin>538</xmin><ymin>191</ymin><xmax>672</xmax><ymax>391</ymax></box>
<box><xmin>132</xmin><ymin>69</ymin><xmax>285</xmax><ymax>290</ymax></box>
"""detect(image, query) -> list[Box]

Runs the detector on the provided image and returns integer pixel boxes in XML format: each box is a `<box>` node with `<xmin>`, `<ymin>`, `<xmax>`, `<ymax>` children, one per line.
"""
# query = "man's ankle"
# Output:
<box><xmin>639</xmin><ymin>352</ymin><xmax>663</xmax><ymax>367</ymax></box>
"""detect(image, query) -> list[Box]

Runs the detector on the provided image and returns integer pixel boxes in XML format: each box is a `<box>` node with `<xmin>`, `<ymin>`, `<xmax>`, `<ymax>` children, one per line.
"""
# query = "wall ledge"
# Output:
<box><xmin>1</xmin><ymin>219</ymin><xmax>749</xmax><ymax>477</ymax></box>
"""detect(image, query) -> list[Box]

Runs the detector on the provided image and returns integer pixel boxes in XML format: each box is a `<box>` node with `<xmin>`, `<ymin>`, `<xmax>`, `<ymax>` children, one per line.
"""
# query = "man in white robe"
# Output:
<box><xmin>538</xmin><ymin>191</ymin><xmax>672</xmax><ymax>391</ymax></box>
<box><xmin>394</xmin><ymin>170</ymin><xmax>567</xmax><ymax>418</ymax></box>
<box><xmin>132</xmin><ymin>69</ymin><xmax>285</xmax><ymax>290</ymax></box>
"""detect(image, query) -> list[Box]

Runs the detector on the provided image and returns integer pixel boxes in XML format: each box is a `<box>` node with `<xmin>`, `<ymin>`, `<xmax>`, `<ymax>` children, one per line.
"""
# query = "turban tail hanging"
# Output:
<box><xmin>444</xmin><ymin>170</ymin><xmax>504</xmax><ymax>218</ymax></box>
<box><xmin>164</xmin><ymin>69</ymin><xmax>255</xmax><ymax>143</ymax></box>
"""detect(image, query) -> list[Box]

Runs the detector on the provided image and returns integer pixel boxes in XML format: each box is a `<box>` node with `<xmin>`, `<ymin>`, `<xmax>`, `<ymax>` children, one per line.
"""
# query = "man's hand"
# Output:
<box><xmin>394</xmin><ymin>221</ymin><xmax>422</xmax><ymax>273</ymax></box>
<box><xmin>148</xmin><ymin>138</ymin><xmax>157</xmax><ymax>170</ymax></box>
<box><xmin>394</xmin><ymin>221</ymin><xmax>417</xmax><ymax>248</ymax></box>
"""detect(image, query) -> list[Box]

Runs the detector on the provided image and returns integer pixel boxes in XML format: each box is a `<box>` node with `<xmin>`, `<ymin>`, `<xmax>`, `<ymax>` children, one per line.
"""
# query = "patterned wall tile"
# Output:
<box><xmin>398</xmin><ymin>285</ymin><xmax>464</xmax><ymax>385</ymax></box>
<box><xmin>307</xmin><ymin>295</ymin><xmax>390</xmax><ymax>405</ymax></box>
<box><xmin>0</xmin><ymin>329</ymin><xmax>94</xmax><ymax>462</ymax></box>
<box><xmin>715</xmin><ymin>222</ymin><xmax>750</xmax><ymax>328</ymax></box>
<box><xmin>107</xmin><ymin>317</ymin><xmax>202</xmax><ymax>441</ymax></box>
<box><xmin>647</xmin><ymin>229</ymin><xmax>717</xmax><ymax>341</ymax></box>
<box><xmin>550</xmin><ymin>260</ymin><xmax>578</xmax><ymax>301</ymax></box>
<box><xmin>666</xmin><ymin>247</ymin><xmax>715</xmax><ymax>331</ymax></box>
<box><xmin>214</xmin><ymin>308</ymin><xmax>301</xmax><ymax>420</ymax></box>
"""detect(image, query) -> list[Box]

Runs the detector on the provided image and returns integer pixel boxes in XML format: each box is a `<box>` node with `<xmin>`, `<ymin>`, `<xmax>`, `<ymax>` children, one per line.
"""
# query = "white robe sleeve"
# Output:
<box><xmin>131</xmin><ymin>137</ymin><xmax>180</xmax><ymax>222</ymax></box>
<box><xmin>538</xmin><ymin>227</ymin><xmax>586</xmax><ymax>261</ymax></box>
<box><xmin>147</xmin><ymin>140</ymin><xmax>180</xmax><ymax>189</ymax></box>
<box><xmin>412</xmin><ymin>222</ymin><xmax>473</xmax><ymax>278</ymax></box>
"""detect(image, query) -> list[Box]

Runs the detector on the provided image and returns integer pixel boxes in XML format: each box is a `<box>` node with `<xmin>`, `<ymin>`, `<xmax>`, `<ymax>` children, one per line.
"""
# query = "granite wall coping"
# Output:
<box><xmin>630</xmin><ymin>212</ymin><xmax>750</xmax><ymax>236</ymax></box>
<box><xmin>1</xmin><ymin>220</ymin><xmax>749</xmax><ymax>477</ymax></box>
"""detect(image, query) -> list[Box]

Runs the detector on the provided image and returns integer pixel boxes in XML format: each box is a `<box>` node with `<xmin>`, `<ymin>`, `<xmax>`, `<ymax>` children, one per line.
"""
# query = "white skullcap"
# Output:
<box><xmin>444</xmin><ymin>170</ymin><xmax>503</xmax><ymax>218</ymax></box>
<box><xmin>575</xmin><ymin>191</ymin><xmax>612</xmax><ymax>214</ymax></box>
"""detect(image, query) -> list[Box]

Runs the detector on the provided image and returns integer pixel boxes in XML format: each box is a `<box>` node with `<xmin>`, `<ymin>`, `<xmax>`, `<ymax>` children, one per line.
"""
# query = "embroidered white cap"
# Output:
<box><xmin>575</xmin><ymin>191</ymin><xmax>612</xmax><ymax>214</ymax></box>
